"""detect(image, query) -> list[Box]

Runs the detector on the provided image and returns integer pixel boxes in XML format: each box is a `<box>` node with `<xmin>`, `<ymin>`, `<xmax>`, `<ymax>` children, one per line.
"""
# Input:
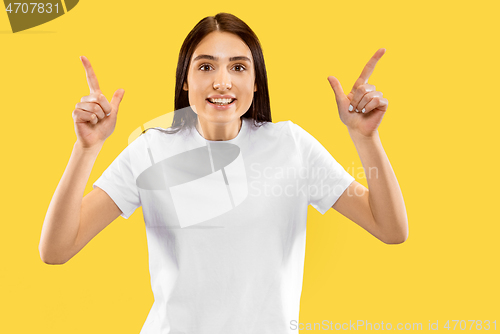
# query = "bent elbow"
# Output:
<box><xmin>383</xmin><ymin>237</ymin><xmax>406</xmax><ymax>244</ymax></box>
<box><xmin>39</xmin><ymin>247</ymin><xmax>68</xmax><ymax>265</ymax></box>
<box><xmin>383</xmin><ymin>231</ymin><xmax>408</xmax><ymax>244</ymax></box>
<box><xmin>377</xmin><ymin>218</ymin><xmax>409</xmax><ymax>245</ymax></box>
<box><xmin>41</xmin><ymin>257</ymin><xmax>67</xmax><ymax>265</ymax></box>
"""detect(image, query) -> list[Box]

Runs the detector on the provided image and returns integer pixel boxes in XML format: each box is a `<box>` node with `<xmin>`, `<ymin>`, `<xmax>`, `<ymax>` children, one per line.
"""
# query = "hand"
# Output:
<box><xmin>327</xmin><ymin>48</ymin><xmax>389</xmax><ymax>137</ymax></box>
<box><xmin>72</xmin><ymin>56</ymin><xmax>125</xmax><ymax>149</ymax></box>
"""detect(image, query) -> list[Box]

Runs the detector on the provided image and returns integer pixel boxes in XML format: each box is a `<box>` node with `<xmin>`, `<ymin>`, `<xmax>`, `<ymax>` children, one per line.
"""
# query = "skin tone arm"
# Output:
<box><xmin>39</xmin><ymin>57</ymin><xmax>125</xmax><ymax>264</ymax></box>
<box><xmin>327</xmin><ymin>49</ymin><xmax>409</xmax><ymax>244</ymax></box>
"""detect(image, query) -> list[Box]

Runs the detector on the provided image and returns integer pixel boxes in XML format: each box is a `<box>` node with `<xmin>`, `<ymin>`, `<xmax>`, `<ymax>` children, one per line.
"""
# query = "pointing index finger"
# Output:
<box><xmin>351</xmin><ymin>48</ymin><xmax>386</xmax><ymax>91</ymax></box>
<box><xmin>80</xmin><ymin>56</ymin><xmax>101</xmax><ymax>94</ymax></box>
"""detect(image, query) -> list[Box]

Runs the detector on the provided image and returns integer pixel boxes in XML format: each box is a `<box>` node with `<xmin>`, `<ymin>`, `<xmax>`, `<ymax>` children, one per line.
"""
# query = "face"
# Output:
<box><xmin>183</xmin><ymin>31</ymin><xmax>257</xmax><ymax>127</ymax></box>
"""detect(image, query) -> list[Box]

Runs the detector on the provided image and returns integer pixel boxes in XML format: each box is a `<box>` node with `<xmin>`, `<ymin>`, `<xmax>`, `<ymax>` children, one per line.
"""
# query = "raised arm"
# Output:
<box><xmin>39</xmin><ymin>56</ymin><xmax>125</xmax><ymax>264</ymax></box>
<box><xmin>327</xmin><ymin>49</ymin><xmax>408</xmax><ymax>244</ymax></box>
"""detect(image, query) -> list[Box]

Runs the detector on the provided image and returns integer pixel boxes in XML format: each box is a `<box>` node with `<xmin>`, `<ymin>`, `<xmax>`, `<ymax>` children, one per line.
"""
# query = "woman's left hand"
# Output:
<box><xmin>327</xmin><ymin>48</ymin><xmax>389</xmax><ymax>137</ymax></box>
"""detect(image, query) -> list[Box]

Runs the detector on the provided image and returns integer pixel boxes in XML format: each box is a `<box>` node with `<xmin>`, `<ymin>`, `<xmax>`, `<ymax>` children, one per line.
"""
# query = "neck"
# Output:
<box><xmin>196</xmin><ymin>117</ymin><xmax>242</xmax><ymax>141</ymax></box>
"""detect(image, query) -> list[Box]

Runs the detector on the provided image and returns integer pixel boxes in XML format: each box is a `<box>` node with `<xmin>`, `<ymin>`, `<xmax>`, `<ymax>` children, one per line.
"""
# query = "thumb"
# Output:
<box><xmin>327</xmin><ymin>76</ymin><xmax>348</xmax><ymax>109</ymax></box>
<box><xmin>110</xmin><ymin>89</ymin><xmax>125</xmax><ymax>111</ymax></box>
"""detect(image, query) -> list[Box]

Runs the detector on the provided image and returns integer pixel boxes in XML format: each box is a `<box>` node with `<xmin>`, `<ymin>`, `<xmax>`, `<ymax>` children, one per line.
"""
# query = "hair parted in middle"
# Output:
<box><xmin>142</xmin><ymin>12</ymin><xmax>272</xmax><ymax>136</ymax></box>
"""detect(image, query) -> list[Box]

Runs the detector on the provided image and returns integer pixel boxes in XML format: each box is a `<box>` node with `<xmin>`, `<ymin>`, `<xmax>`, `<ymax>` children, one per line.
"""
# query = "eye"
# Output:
<box><xmin>199</xmin><ymin>64</ymin><xmax>213</xmax><ymax>71</ymax></box>
<box><xmin>233</xmin><ymin>64</ymin><xmax>246</xmax><ymax>72</ymax></box>
<box><xmin>198</xmin><ymin>63</ymin><xmax>247</xmax><ymax>72</ymax></box>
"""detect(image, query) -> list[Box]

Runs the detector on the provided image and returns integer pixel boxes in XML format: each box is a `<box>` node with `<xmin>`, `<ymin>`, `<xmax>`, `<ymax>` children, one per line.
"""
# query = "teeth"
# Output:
<box><xmin>209</xmin><ymin>98</ymin><xmax>234</xmax><ymax>105</ymax></box>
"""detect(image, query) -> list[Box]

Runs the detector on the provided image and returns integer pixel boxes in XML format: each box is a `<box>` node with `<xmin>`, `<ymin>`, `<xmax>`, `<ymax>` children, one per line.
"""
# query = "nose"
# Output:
<box><xmin>213</xmin><ymin>68</ymin><xmax>232</xmax><ymax>90</ymax></box>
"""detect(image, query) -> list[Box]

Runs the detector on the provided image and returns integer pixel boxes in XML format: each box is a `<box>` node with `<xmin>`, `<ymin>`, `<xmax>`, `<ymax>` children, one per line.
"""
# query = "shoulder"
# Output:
<box><xmin>248</xmin><ymin>119</ymin><xmax>297</xmax><ymax>138</ymax></box>
<box><xmin>247</xmin><ymin>120</ymin><xmax>316</xmax><ymax>147</ymax></box>
<box><xmin>120</xmin><ymin>127</ymin><xmax>178</xmax><ymax>160</ymax></box>
<box><xmin>138</xmin><ymin>126</ymin><xmax>184</xmax><ymax>145</ymax></box>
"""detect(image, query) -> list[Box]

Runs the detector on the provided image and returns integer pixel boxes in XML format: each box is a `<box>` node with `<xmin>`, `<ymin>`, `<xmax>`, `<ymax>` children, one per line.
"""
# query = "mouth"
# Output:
<box><xmin>206</xmin><ymin>98</ymin><xmax>237</xmax><ymax>106</ymax></box>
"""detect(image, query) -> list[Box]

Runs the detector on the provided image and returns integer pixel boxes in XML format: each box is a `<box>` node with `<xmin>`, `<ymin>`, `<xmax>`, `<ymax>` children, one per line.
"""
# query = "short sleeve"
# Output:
<box><xmin>93</xmin><ymin>143</ymin><xmax>141</xmax><ymax>219</ymax></box>
<box><xmin>289</xmin><ymin>122</ymin><xmax>355</xmax><ymax>215</ymax></box>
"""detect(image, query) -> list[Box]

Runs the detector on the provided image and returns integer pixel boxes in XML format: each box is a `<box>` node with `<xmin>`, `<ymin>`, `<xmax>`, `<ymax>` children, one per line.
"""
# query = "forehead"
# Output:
<box><xmin>192</xmin><ymin>31</ymin><xmax>252</xmax><ymax>62</ymax></box>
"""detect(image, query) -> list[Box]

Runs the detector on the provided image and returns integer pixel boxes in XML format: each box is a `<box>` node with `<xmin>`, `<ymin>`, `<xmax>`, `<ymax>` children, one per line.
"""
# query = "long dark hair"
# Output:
<box><xmin>143</xmin><ymin>12</ymin><xmax>272</xmax><ymax>136</ymax></box>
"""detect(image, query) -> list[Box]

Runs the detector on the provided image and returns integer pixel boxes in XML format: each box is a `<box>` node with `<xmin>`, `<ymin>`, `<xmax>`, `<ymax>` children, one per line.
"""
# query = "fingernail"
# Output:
<box><xmin>106</xmin><ymin>112</ymin><xmax>110</xmax><ymax>116</ymax></box>
<box><xmin>348</xmin><ymin>105</ymin><xmax>353</xmax><ymax>111</ymax></box>
<box><xmin>356</xmin><ymin>109</ymin><xmax>359</xmax><ymax>113</ymax></box>
<box><xmin>362</xmin><ymin>108</ymin><xmax>365</xmax><ymax>113</ymax></box>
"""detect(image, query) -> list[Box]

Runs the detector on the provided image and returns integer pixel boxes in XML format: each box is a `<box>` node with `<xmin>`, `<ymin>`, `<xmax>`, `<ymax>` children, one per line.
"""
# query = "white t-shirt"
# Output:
<box><xmin>93</xmin><ymin>117</ymin><xmax>355</xmax><ymax>334</ymax></box>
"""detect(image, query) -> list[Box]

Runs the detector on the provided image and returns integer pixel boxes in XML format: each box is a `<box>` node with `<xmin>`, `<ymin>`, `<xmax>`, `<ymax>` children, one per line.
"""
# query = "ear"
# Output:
<box><xmin>254</xmin><ymin>83</ymin><xmax>257</xmax><ymax>92</ymax></box>
<box><xmin>183</xmin><ymin>81</ymin><xmax>188</xmax><ymax>91</ymax></box>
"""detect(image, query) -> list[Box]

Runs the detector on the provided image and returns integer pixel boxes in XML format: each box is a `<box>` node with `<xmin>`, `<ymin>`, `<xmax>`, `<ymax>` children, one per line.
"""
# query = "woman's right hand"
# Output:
<box><xmin>73</xmin><ymin>56</ymin><xmax>125</xmax><ymax>149</ymax></box>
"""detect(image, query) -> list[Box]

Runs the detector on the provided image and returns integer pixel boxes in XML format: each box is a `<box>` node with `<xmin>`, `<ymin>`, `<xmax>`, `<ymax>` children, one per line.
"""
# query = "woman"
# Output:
<box><xmin>40</xmin><ymin>12</ymin><xmax>408</xmax><ymax>334</ymax></box>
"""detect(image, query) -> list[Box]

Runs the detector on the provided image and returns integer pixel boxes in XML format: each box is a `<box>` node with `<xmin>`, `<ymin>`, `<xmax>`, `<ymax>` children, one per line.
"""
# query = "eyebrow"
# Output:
<box><xmin>193</xmin><ymin>54</ymin><xmax>252</xmax><ymax>63</ymax></box>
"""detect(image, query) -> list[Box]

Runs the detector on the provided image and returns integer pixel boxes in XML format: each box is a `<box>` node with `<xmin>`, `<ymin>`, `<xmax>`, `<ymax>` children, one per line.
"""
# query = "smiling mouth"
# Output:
<box><xmin>206</xmin><ymin>99</ymin><xmax>236</xmax><ymax>106</ymax></box>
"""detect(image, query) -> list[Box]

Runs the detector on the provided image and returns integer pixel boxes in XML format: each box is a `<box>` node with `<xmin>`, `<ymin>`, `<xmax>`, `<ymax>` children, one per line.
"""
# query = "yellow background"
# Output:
<box><xmin>1</xmin><ymin>0</ymin><xmax>498</xmax><ymax>332</ymax></box>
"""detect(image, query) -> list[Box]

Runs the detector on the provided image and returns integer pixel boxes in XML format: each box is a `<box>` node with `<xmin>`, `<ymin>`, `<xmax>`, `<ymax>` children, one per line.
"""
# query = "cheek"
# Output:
<box><xmin>190</xmin><ymin>77</ymin><xmax>211</xmax><ymax>93</ymax></box>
